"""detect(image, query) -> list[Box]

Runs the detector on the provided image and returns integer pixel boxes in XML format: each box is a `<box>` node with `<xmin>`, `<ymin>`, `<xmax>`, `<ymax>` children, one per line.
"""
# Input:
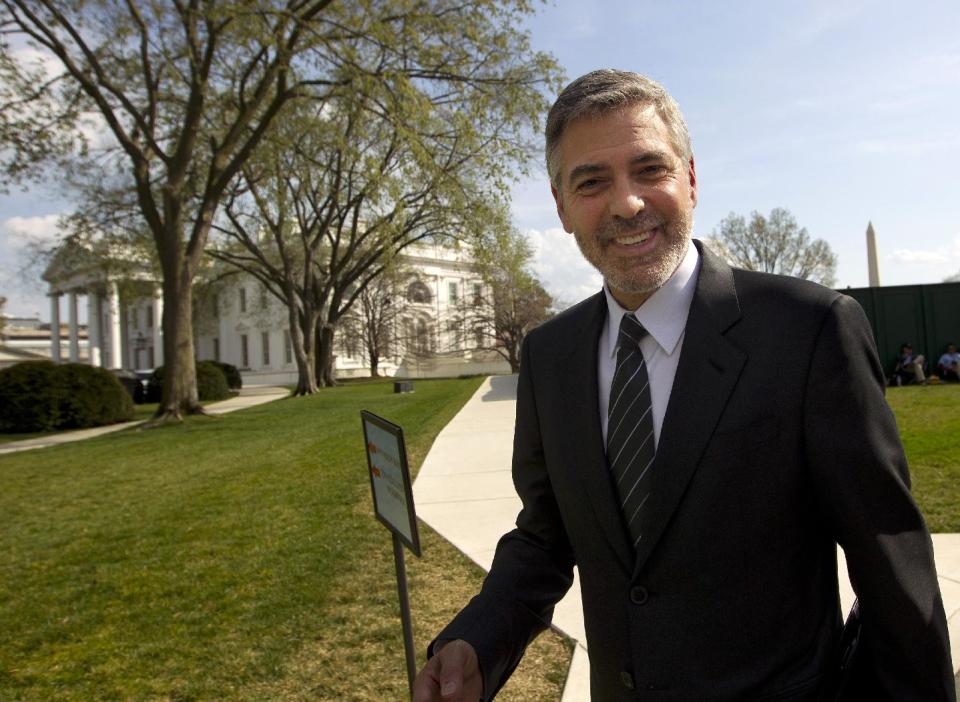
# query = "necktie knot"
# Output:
<box><xmin>618</xmin><ymin>314</ymin><xmax>648</xmax><ymax>351</ymax></box>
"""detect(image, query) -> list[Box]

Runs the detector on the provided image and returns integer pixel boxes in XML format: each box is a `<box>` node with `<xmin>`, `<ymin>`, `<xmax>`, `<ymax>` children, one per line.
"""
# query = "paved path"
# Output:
<box><xmin>414</xmin><ymin>375</ymin><xmax>960</xmax><ymax>701</ymax></box>
<box><xmin>0</xmin><ymin>385</ymin><xmax>289</xmax><ymax>455</ymax></box>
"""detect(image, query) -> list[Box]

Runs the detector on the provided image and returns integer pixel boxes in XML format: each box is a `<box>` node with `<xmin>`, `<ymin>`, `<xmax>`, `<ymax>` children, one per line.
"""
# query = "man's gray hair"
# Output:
<box><xmin>545</xmin><ymin>69</ymin><xmax>693</xmax><ymax>188</ymax></box>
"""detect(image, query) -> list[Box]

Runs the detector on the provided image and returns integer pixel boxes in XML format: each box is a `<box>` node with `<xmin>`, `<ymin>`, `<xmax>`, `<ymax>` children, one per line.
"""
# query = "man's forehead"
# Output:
<box><xmin>557</xmin><ymin>104</ymin><xmax>677</xmax><ymax>181</ymax></box>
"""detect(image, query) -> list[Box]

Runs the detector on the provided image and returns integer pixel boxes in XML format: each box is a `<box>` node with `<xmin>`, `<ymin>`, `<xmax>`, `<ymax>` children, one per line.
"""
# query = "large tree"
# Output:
<box><xmin>708</xmin><ymin>207</ymin><xmax>838</xmax><ymax>286</ymax></box>
<box><xmin>0</xmin><ymin>0</ymin><xmax>339</xmax><ymax>420</ymax></box>
<box><xmin>206</xmin><ymin>7</ymin><xmax>560</xmax><ymax>392</ymax></box>
<box><xmin>2</xmin><ymin>0</ymin><xmax>560</xmax><ymax>403</ymax></box>
<box><xmin>452</xmin><ymin>227</ymin><xmax>553</xmax><ymax>372</ymax></box>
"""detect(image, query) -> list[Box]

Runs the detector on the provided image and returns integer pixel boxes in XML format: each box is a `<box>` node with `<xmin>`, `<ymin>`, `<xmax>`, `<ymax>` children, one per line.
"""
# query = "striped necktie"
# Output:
<box><xmin>607</xmin><ymin>313</ymin><xmax>656</xmax><ymax>552</ymax></box>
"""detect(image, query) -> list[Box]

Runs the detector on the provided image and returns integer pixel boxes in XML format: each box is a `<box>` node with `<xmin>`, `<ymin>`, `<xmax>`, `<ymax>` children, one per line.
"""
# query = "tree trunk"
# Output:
<box><xmin>155</xmin><ymin>260</ymin><xmax>202</xmax><ymax>420</ymax></box>
<box><xmin>508</xmin><ymin>348</ymin><xmax>521</xmax><ymax>373</ymax></box>
<box><xmin>315</xmin><ymin>323</ymin><xmax>337</xmax><ymax>387</ymax></box>
<box><xmin>369</xmin><ymin>349</ymin><xmax>380</xmax><ymax>378</ymax></box>
<box><xmin>290</xmin><ymin>304</ymin><xmax>318</xmax><ymax>396</ymax></box>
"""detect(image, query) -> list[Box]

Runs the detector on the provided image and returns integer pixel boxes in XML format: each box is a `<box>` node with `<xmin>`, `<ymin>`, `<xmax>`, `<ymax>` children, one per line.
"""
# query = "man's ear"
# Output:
<box><xmin>551</xmin><ymin>183</ymin><xmax>573</xmax><ymax>233</ymax></box>
<box><xmin>687</xmin><ymin>156</ymin><xmax>698</xmax><ymax>208</ymax></box>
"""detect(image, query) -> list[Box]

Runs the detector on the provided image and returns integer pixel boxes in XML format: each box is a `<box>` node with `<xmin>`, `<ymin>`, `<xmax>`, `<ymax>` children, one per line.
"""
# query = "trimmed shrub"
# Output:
<box><xmin>196</xmin><ymin>361</ymin><xmax>230</xmax><ymax>401</ymax></box>
<box><xmin>148</xmin><ymin>362</ymin><xmax>231</xmax><ymax>403</ymax></box>
<box><xmin>0</xmin><ymin>361</ymin><xmax>60</xmax><ymax>432</ymax></box>
<box><xmin>210</xmin><ymin>361</ymin><xmax>242</xmax><ymax>390</ymax></box>
<box><xmin>0</xmin><ymin>362</ymin><xmax>133</xmax><ymax>433</ymax></box>
<box><xmin>56</xmin><ymin>364</ymin><xmax>134</xmax><ymax>429</ymax></box>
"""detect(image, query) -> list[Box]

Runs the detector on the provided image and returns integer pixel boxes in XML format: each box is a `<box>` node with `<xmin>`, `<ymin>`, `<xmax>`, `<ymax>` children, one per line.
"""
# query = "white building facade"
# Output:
<box><xmin>44</xmin><ymin>241</ymin><xmax>509</xmax><ymax>383</ymax></box>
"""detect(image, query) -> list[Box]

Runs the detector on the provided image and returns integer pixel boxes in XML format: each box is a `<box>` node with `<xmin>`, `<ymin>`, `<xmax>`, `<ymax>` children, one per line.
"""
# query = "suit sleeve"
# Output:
<box><xmin>431</xmin><ymin>335</ymin><xmax>576</xmax><ymax>700</ymax></box>
<box><xmin>803</xmin><ymin>294</ymin><xmax>955</xmax><ymax>701</ymax></box>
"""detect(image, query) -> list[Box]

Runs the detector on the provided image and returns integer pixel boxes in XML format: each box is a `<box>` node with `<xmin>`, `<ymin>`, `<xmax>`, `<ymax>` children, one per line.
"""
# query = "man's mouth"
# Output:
<box><xmin>612</xmin><ymin>228</ymin><xmax>656</xmax><ymax>246</ymax></box>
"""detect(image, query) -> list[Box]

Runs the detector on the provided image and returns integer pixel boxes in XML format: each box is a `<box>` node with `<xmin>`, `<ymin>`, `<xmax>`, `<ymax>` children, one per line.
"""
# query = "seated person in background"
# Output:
<box><xmin>893</xmin><ymin>343</ymin><xmax>926</xmax><ymax>385</ymax></box>
<box><xmin>938</xmin><ymin>343</ymin><xmax>960</xmax><ymax>382</ymax></box>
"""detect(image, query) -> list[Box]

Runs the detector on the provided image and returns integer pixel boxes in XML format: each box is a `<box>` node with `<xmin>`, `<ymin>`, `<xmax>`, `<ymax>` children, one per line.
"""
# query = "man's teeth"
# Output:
<box><xmin>615</xmin><ymin>230</ymin><xmax>654</xmax><ymax>245</ymax></box>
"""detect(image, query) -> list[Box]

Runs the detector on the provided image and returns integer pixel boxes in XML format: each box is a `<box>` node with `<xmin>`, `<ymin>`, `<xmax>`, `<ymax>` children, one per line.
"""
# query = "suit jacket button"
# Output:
<box><xmin>630</xmin><ymin>585</ymin><xmax>649</xmax><ymax>605</ymax></box>
<box><xmin>620</xmin><ymin>671</ymin><xmax>635</xmax><ymax>690</ymax></box>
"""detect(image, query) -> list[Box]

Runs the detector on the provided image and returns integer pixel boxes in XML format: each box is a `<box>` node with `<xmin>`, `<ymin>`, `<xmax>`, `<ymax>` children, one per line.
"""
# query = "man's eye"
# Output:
<box><xmin>576</xmin><ymin>179</ymin><xmax>601</xmax><ymax>191</ymax></box>
<box><xmin>639</xmin><ymin>165</ymin><xmax>667</xmax><ymax>176</ymax></box>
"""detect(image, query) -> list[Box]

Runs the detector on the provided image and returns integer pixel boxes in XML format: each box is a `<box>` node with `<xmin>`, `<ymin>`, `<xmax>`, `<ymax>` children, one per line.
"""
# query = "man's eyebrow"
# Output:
<box><xmin>566</xmin><ymin>163</ymin><xmax>607</xmax><ymax>188</ymax></box>
<box><xmin>629</xmin><ymin>151</ymin><xmax>673</xmax><ymax>167</ymax></box>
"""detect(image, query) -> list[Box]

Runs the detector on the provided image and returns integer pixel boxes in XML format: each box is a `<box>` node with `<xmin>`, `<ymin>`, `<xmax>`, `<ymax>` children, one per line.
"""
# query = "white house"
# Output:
<box><xmin>43</xmin><ymin>240</ymin><xmax>509</xmax><ymax>383</ymax></box>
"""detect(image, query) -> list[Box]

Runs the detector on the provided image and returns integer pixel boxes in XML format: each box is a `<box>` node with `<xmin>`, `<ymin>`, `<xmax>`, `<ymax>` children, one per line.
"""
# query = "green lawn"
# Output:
<box><xmin>0</xmin><ymin>403</ymin><xmax>159</xmax><ymax>446</ymax></box>
<box><xmin>886</xmin><ymin>383</ymin><xmax>960</xmax><ymax>532</ymax></box>
<box><xmin>1</xmin><ymin>378</ymin><xmax>955</xmax><ymax>701</ymax></box>
<box><xmin>0</xmin><ymin>378</ymin><xmax>570</xmax><ymax>701</ymax></box>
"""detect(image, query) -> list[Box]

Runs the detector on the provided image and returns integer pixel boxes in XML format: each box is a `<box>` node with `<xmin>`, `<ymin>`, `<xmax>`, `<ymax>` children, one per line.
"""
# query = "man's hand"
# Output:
<box><xmin>412</xmin><ymin>639</ymin><xmax>483</xmax><ymax>701</ymax></box>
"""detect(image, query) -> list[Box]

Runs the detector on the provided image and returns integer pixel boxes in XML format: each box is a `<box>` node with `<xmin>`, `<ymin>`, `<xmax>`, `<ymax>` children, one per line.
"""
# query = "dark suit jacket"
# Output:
<box><xmin>437</xmin><ymin>241</ymin><xmax>954</xmax><ymax>701</ymax></box>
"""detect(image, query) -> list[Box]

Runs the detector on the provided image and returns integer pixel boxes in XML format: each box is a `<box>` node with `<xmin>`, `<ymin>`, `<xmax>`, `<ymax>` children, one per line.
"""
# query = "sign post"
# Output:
<box><xmin>360</xmin><ymin>410</ymin><xmax>421</xmax><ymax>693</ymax></box>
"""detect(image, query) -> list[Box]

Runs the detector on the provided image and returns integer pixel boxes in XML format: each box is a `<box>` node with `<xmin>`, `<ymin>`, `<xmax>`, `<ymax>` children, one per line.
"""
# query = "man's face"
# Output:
<box><xmin>551</xmin><ymin>104</ymin><xmax>697</xmax><ymax>310</ymax></box>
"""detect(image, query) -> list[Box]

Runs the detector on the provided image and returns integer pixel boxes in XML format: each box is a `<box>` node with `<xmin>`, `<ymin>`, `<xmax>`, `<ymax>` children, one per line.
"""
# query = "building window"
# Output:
<box><xmin>240</xmin><ymin>334</ymin><xmax>249</xmax><ymax>368</ymax></box>
<box><xmin>284</xmin><ymin>330</ymin><xmax>293</xmax><ymax>364</ymax></box>
<box><xmin>406</xmin><ymin>281</ymin><xmax>431</xmax><ymax>304</ymax></box>
<box><xmin>407</xmin><ymin>318</ymin><xmax>432</xmax><ymax>355</ymax></box>
<box><xmin>474</xmin><ymin>325</ymin><xmax>486</xmax><ymax>348</ymax></box>
<box><xmin>340</xmin><ymin>319</ymin><xmax>360</xmax><ymax>358</ymax></box>
<box><xmin>146</xmin><ymin>305</ymin><xmax>153</xmax><ymax>328</ymax></box>
<box><xmin>448</xmin><ymin>281</ymin><xmax>459</xmax><ymax>304</ymax></box>
<box><xmin>239</xmin><ymin>287</ymin><xmax>247</xmax><ymax>313</ymax></box>
<box><xmin>148</xmin><ymin>347</ymin><xmax>155</xmax><ymax>369</ymax></box>
<box><xmin>212</xmin><ymin>293</ymin><xmax>219</xmax><ymax>319</ymax></box>
<box><xmin>213</xmin><ymin>337</ymin><xmax>220</xmax><ymax>362</ymax></box>
<box><xmin>472</xmin><ymin>283</ymin><xmax>483</xmax><ymax>306</ymax></box>
<box><xmin>261</xmin><ymin>331</ymin><xmax>270</xmax><ymax>366</ymax></box>
<box><xmin>447</xmin><ymin>319</ymin><xmax>463</xmax><ymax>349</ymax></box>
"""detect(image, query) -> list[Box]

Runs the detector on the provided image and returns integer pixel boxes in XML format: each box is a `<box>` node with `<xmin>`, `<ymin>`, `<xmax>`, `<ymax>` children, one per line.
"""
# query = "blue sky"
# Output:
<box><xmin>516</xmin><ymin>0</ymin><xmax>960</xmax><ymax>305</ymax></box>
<box><xmin>2</xmin><ymin>0</ymin><xmax>959</xmax><ymax>317</ymax></box>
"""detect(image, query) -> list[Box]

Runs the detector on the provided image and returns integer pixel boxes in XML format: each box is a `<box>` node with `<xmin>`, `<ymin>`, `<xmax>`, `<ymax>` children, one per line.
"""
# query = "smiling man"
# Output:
<box><xmin>413</xmin><ymin>70</ymin><xmax>954</xmax><ymax>701</ymax></box>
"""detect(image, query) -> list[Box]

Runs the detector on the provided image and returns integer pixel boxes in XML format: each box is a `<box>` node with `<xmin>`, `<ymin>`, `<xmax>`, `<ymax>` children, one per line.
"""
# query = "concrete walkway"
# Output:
<box><xmin>414</xmin><ymin>375</ymin><xmax>960</xmax><ymax>701</ymax></box>
<box><xmin>0</xmin><ymin>385</ymin><xmax>289</xmax><ymax>456</ymax></box>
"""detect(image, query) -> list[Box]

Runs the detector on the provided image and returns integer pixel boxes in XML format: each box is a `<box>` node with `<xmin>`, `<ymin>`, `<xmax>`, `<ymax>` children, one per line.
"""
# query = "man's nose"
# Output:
<box><xmin>610</xmin><ymin>178</ymin><xmax>645</xmax><ymax>220</ymax></box>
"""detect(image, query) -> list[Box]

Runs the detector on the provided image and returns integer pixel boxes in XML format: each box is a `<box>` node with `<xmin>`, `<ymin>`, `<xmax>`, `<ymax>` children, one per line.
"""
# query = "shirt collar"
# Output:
<box><xmin>603</xmin><ymin>241</ymin><xmax>701</xmax><ymax>357</ymax></box>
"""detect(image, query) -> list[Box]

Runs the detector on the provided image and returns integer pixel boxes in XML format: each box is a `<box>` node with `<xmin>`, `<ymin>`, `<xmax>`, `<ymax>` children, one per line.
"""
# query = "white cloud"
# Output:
<box><xmin>1</xmin><ymin>214</ymin><xmax>64</xmax><ymax>250</ymax></box>
<box><xmin>888</xmin><ymin>236</ymin><xmax>960</xmax><ymax>266</ymax></box>
<box><xmin>11</xmin><ymin>46</ymin><xmax>62</xmax><ymax>81</ymax></box>
<box><xmin>854</xmin><ymin>134</ymin><xmax>960</xmax><ymax>155</ymax></box>
<box><xmin>915</xmin><ymin>52</ymin><xmax>960</xmax><ymax>88</ymax></box>
<box><xmin>890</xmin><ymin>249</ymin><xmax>950</xmax><ymax>265</ymax></box>
<box><xmin>522</xmin><ymin>227</ymin><xmax>602</xmax><ymax>308</ymax></box>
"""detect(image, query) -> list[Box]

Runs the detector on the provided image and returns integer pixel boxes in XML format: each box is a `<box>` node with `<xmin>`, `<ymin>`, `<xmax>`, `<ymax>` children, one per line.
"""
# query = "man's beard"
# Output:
<box><xmin>575</xmin><ymin>210</ymin><xmax>693</xmax><ymax>297</ymax></box>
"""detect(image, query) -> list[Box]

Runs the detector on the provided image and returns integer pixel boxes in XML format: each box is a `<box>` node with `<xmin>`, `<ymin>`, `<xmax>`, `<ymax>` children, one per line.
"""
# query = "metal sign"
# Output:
<box><xmin>361</xmin><ymin>410</ymin><xmax>420</xmax><ymax>556</ymax></box>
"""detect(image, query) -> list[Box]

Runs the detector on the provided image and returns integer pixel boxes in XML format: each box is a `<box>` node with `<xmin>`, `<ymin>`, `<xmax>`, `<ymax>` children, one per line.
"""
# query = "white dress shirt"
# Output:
<box><xmin>598</xmin><ymin>242</ymin><xmax>701</xmax><ymax>448</ymax></box>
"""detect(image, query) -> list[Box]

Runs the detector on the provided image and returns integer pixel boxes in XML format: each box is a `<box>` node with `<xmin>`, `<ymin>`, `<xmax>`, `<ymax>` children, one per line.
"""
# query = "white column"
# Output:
<box><xmin>68</xmin><ymin>292</ymin><xmax>80</xmax><ymax>361</ymax></box>
<box><xmin>152</xmin><ymin>287</ymin><xmax>164</xmax><ymax>367</ymax></box>
<box><xmin>88</xmin><ymin>291</ymin><xmax>102</xmax><ymax>367</ymax></box>
<box><xmin>107</xmin><ymin>282</ymin><xmax>122</xmax><ymax>369</ymax></box>
<box><xmin>49</xmin><ymin>293</ymin><xmax>62</xmax><ymax>363</ymax></box>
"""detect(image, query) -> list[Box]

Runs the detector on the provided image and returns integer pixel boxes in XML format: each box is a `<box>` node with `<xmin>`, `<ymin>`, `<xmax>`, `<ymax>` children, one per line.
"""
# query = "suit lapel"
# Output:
<box><xmin>633</xmin><ymin>242</ymin><xmax>747</xmax><ymax>577</ymax></box>
<box><xmin>556</xmin><ymin>292</ymin><xmax>635</xmax><ymax>575</ymax></box>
